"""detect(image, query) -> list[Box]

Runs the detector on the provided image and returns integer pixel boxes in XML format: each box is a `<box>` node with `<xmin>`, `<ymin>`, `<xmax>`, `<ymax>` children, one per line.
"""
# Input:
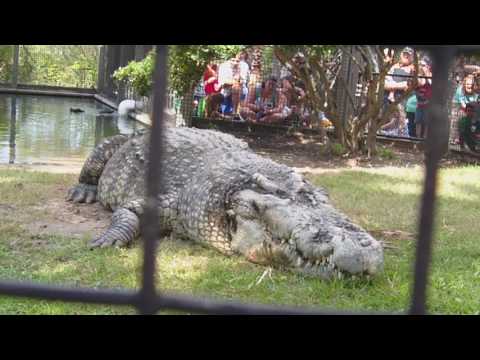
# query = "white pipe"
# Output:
<box><xmin>118</xmin><ymin>99</ymin><xmax>143</xmax><ymax>117</ymax></box>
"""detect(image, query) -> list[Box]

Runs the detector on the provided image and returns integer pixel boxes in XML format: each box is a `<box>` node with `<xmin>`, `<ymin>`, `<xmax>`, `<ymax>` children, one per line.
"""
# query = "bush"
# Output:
<box><xmin>330</xmin><ymin>142</ymin><xmax>347</xmax><ymax>156</ymax></box>
<box><xmin>378</xmin><ymin>146</ymin><xmax>397</xmax><ymax>160</ymax></box>
<box><xmin>113</xmin><ymin>51</ymin><xmax>156</xmax><ymax>97</ymax></box>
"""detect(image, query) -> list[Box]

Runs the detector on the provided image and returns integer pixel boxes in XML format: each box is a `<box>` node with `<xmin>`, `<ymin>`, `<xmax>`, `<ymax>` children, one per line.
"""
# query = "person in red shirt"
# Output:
<box><xmin>203</xmin><ymin>63</ymin><xmax>223</xmax><ymax>118</ymax></box>
<box><xmin>415</xmin><ymin>57</ymin><xmax>433</xmax><ymax>138</ymax></box>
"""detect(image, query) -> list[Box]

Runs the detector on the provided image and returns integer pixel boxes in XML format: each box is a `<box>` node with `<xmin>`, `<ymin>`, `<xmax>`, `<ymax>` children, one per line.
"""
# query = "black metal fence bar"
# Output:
<box><xmin>0</xmin><ymin>280</ymin><xmax>137</xmax><ymax>307</ymax></box>
<box><xmin>409</xmin><ymin>46</ymin><xmax>456</xmax><ymax>315</ymax></box>
<box><xmin>0</xmin><ymin>279</ymin><xmax>386</xmax><ymax>315</ymax></box>
<box><xmin>138</xmin><ymin>45</ymin><xmax>168</xmax><ymax>315</ymax></box>
<box><xmin>153</xmin><ymin>293</ymin><xmax>384</xmax><ymax>315</ymax></box>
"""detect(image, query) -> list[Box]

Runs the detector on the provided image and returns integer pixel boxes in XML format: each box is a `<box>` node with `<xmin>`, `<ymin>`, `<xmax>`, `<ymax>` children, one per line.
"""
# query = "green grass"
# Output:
<box><xmin>377</xmin><ymin>146</ymin><xmax>397</xmax><ymax>160</ymax></box>
<box><xmin>0</xmin><ymin>165</ymin><xmax>479</xmax><ymax>314</ymax></box>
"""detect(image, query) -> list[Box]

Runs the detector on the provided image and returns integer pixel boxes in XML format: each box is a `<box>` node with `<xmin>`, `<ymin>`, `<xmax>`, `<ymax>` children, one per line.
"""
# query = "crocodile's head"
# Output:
<box><xmin>227</xmin><ymin>174</ymin><xmax>384</xmax><ymax>280</ymax></box>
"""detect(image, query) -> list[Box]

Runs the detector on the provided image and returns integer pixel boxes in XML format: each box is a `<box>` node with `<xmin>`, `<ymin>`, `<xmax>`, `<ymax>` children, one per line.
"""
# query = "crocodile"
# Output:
<box><xmin>67</xmin><ymin>127</ymin><xmax>383</xmax><ymax>279</ymax></box>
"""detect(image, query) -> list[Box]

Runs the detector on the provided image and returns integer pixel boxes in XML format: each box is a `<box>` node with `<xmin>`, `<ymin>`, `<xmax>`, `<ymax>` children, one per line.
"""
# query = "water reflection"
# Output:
<box><xmin>0</xmin><ymin>94</ymin><xmax>144</xmax><ymax>166</ymax></box>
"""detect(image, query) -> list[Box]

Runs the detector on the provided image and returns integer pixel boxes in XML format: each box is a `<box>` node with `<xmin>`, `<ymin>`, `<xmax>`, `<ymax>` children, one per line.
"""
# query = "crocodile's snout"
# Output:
<box><xmin>230</xmin><ymin>189</ymin><xmax>384</xmax><ymax>279</ymax></box>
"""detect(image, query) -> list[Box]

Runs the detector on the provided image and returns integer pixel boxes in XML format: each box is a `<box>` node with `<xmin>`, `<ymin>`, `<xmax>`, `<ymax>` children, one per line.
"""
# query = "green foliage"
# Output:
<box><xmin>330</xmin><ymin>142</ymin><xmax>347</xmax><ymax>156</ymax></box>
<box><xmin>0</xmin><ymin>45</ymin><xmax>34</xmax><ymax>83</ymax></box>
<box><xmin>0</xmin><ymin>45</ymin><xmax>13</xmax><ymax>82</ymax></box>
<box><xmin>17</xmin><ymin>45</ymin><xmax>99</xmax><ymax>88</ymax></box>
<box><xmin>377</xmin><ymin>146</ymin><xmax>397</xmax><ymax>160</ymax></box>
<box><xmin>168</xmin><ymin>45</ymin><xmax>247</xmax><ymax>96</ymax></box>
<box><xmin>112</xmin><ymin>45</ymin><xmax>247</xmax><ymax>98</ymax></box>
<box><xmin>113</xmin><ymin>50</ymin><xmax>156</xmax><ymax>97</ymax></box>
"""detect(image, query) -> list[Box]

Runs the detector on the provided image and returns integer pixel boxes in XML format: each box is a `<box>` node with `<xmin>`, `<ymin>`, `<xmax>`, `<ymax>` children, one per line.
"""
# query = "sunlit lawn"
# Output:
<box><xmin>0</xmin><ymin>165</ymin><xmax>479</xmax><ymax>314</ymax></box>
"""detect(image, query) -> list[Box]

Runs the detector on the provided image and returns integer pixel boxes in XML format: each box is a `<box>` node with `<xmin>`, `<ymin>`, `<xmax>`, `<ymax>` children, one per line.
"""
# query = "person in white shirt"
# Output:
<box><xmin>217</xmin><ymin>58</ymin><xmax>236</xmax><ymax>115</ymax></box>
<box><xmin>232</xmin><ymin>51</ymin><xmax>250</xmax><ymax>117</ymax></box>
<box><xmin>217</xmin><ymin>51</ymin><xmax>251</xmax><ymax>118</ymax></box>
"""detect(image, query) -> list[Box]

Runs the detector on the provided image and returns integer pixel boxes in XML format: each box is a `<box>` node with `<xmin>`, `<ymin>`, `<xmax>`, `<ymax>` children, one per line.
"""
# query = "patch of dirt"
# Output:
<box><xmin>24</xmin><ymin>184</ymin><xmax>111</xmax><ymax>240</ymax></box>
<box><xmin>233</xmin><ymin>131</ymin><xmax>425</xmax><ymax>171</ymax></box>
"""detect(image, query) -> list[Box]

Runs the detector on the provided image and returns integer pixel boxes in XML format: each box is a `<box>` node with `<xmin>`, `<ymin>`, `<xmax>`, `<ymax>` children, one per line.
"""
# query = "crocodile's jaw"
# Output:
<box><xmin>228</xmin><ymin>189</ymin><xmax>384</xmax><ymax>279</ymax></box>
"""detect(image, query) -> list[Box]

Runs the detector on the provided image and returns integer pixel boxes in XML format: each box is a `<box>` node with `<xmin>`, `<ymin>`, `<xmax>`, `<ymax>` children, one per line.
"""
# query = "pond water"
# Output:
<box><xmin>0</xmin><ymin>94</ymin><xmax>145</xmax><ymax>167</ymax></box>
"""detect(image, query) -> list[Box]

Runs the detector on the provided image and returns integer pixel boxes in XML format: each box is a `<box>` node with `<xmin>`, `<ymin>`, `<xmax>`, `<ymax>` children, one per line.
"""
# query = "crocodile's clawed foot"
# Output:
<box><xmin>89</xmin><ymin>234</ymin><xmax>131</xmax><ymax>249</ymax></box>
<box><xmin>89</xmin><ymin>208</ymin><xmax>140</xmax><ymax>249</ymax></box>
<box><xmin>67</xmin><ymin>184</ymin><xmax>97</xmax><ymax>204</ymax></box>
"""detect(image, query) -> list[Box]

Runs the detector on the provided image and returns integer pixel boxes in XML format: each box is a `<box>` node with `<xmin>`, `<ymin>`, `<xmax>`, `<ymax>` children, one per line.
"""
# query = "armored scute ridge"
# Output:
<box><xmin>67</xmin><ymin>128</ymin><xmax>384</xmax><ymax>279</ymax></box>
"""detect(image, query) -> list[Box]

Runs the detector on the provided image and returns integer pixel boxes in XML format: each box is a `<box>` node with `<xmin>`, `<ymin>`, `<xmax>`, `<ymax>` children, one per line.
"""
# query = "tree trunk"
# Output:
<box><xmin>335</xmin><ymin>121</ymin><xmax>345</xmax><ymax>146</ymax></box>
<box><xmin>367</xmin><ymin>120</ymin><xmax>378</xmax><ymax>158</ymax></box>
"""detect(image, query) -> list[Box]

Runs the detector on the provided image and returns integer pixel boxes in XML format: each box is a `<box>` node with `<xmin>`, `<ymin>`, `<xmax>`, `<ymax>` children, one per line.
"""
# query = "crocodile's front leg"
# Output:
<box><xmin>67</xmin><ymin>134</ymin><xmax>130</xmax><ymax>204</ymax></box>
<box><xmin>90</xmin><ymin>208</ymin><xmax>140</xmax><ymax>248</ymax></box>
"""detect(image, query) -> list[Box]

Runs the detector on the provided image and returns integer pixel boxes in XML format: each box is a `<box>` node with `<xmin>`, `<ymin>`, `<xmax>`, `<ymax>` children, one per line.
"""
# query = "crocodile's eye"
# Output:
<box><xmin>135</xmin><ymin>152</ymin><xmax>144</xmax><ymax>162</ymax></box>
<box><xmin>251</xmin><ymin>201</ymin><xmax>260</xmax><ymax>213</ymax></box>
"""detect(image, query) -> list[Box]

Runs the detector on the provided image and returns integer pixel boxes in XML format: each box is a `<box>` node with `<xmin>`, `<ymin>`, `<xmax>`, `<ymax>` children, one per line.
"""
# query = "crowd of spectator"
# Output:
<box><xmin>199</xmin><ymin>51</ymin><xmax>322</xmax><ymax>128</ymax></box>
<box><xmin>379</xmin><ymin>47</ymin><xmax>433</xmax><ymax>139</ymax></box>
<box><xmin>197</xmin><ymin>47</ymin><xmax>480</xmax><ymax>153</ymax></box>
<box><xmin>378</xmin><ymin>47</ymin><xmax>479</xmax><ymax>152</ymax></box>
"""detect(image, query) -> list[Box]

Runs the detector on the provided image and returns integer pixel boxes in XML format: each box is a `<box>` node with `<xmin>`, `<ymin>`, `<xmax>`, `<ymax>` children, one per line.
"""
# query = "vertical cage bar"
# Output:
<box><xmin>97</xmin><ymin>45</ymin><xmax>106</xmax><ymax>93</ymax></box>
<box><xmin>409</xmin><ymin>46</ymin><xmax>455</xmax><ymax>315</ymax></box>
<box><xmin>12</xmin><ymin>45</ymin><xmax>19</xmax><ymax>88</ymax></box>
<box><xmin>138</xmin><ymin>45</ymin><xmax>167</xmax><ymax>315</ymax></box>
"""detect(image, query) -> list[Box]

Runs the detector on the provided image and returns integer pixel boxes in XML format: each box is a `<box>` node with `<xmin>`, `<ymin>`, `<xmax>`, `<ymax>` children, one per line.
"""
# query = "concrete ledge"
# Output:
<box><xmin>133</xmin><ymin>113</ymin><xmax>152</xmax><ymax>126</ymax></box>
<box><xmin>191</xmin><ymin>117</ymin><xmax>326</xmax><ymax>136</ymax></box>
<box><xmin>93</xmin><ymin>94</ymin><xmax>118</xmax><ymax>110</ymax></box>
<box><xmin>0</xmin><ymin>87</ymin><xmax>95</xmax><ymax>98</ymax></box>
<box><xmin>14</xmin><ymin>83</ymin><xmax>96</xmax><ymax>94</ymax></box>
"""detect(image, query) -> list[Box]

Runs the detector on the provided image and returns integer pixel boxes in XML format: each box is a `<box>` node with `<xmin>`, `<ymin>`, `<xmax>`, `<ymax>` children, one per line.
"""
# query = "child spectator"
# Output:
<box><xmin>458</xmin><ymin>103</ymin><xmax>480</xmax><ymax>152</ymax></box>
<box><xmin>406</xmin><ymin>94</ymin><xmax>417</xmax><ymax>137</ymax></box>
<box><xmin>415</xmin><ymin>57</ymin><xmax>433</xmax><ymax>139</ymax></box>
